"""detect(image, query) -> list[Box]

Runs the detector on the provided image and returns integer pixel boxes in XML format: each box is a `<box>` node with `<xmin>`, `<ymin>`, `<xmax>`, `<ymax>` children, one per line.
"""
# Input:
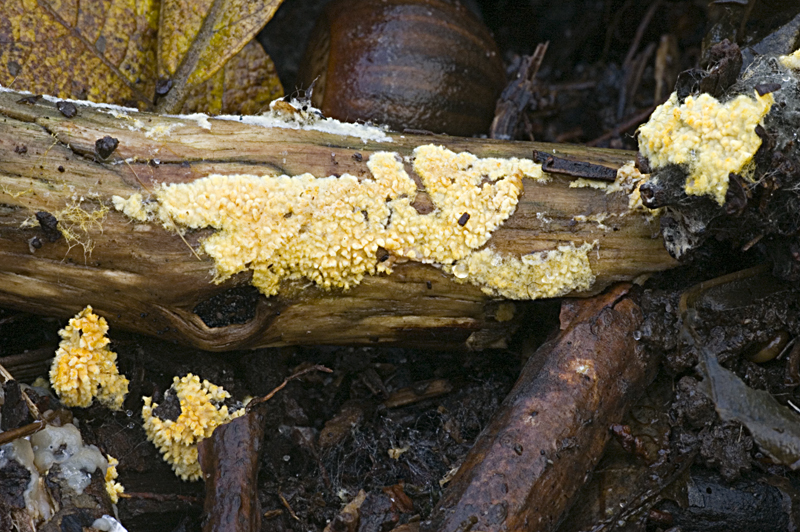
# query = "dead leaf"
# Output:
<box><xmin>0</xmin><ymin>0</ymin><xmax>159</xmax><ymax>108</ymax></box>
<box><xmin>181</xmin><ymin>39</ymin><xmax>283</xmax><ymax>115</ymax></box>
<box><xmin>0</xmin><ymin>0</ymin><xmax>284</xmax><ymax>113</ymax></box>
<box><xmin>156</xmin><ymin>0</ymin><xmax>284</xmax><ymax>113</ymax></box>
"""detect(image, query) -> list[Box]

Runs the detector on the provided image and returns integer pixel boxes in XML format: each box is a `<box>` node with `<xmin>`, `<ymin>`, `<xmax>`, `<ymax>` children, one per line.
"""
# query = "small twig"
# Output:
<box><xmin>123</xmin><ymin>158</ymin><xmax>152</xmax><ymax>194</ymax></box>
<box><xmin>621</xmin><ymin>42</ymin><xmax>656</xmax><ymax>120</ymax></box>
<box><xmin>587</xmin><ymin>105</ymin><xmax>656</xmax><ymax>147</ymax></box>
<box><xmin>528</xmin><ymin>42</ymin><xmax>549</xmax><ymax>82</ymax></box>
<box><xmin>247</xmin><ymin>364</ymin><xmax>332</xmax><ymax>412</ymax></box>
<box><xmin>0</xmin><ymin>420</ymin><xmax>45</xmax><ymax>445</ymax></box>
<box><xmin>622</xmin><ymin>0</ymin><xmax>662</xmax><ymax>69</ymax></box>
<box><xmin>618</xmin><ymin>1</ymin><xmax>662</xmax><ymax>120</ymax></box>
<box><xmin>279</xmin><ymin>493</ymin><xmax>300</xmax><ymax>521</ymax></box>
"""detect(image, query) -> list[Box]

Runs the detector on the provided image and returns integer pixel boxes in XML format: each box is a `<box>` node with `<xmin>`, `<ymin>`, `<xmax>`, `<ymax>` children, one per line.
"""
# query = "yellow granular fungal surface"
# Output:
<box><xmin>112</xmin><ymin>193</ymin><xmax>150</xmax><ymax>222</ymax></box>
<box><xmin>142</xmin><ymin>374</ymin><xmax>244</xmax><ymax>481</ymax></box>
<box><xmin>117</xmin><ymin>145</ymin><xmax>556</xmax><ymax>297</ymax></box>
<box><xmin>607</xmin><ymin>161</ymin><xmax>652</xmax><ymax>212</ymax></box>
<box><xmin>637</xmin><ymin>91</ymin><xmax>773</xmax><ymax>205</ymax></box>
<box><xmin>105</xmin><ymin>455</ymin><xmax>124</xmax><ymax>504</ymax></box>
<box><xmin>447</xmin><ymin>242</ymin><xmax>596</xmax><ymax>299</ymax></box>
<box><xmin>49</xmin><ymin>306</ymin><xmax>129</xmax><ymax>410</ymax></box>
<box><xmin>780</xmin><ymin>49</ymin><xmax>800</xmax><ymax>70</ymax></box>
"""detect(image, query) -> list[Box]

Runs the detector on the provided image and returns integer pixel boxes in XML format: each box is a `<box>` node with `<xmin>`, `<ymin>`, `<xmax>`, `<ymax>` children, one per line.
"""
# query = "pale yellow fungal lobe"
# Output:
<box><xmin>144</xmin><ymin>122</ymin><xmax>182</xmax><ymax>139</ymax></box>
<box><xmin>637</xmin><ymin>91</ymin><xmax>773</xmax><ymax>205</ymax></box>
<box><xmin>104</xmin><ymin>454</ymin><xmax>124</xmax><ymax>504</ymax></box>
<box><xmin>142</xmin><ymin>373</ymin><xmax>244</xmax><ymax>481</ymax></box>
<box><xmin>112</xmin><ymin>193</ymin><xmax>151</xmax><ymax>222</ymax></box>
<box><xmin>569</xmin><ymin>178</ymin><xmax>608</xmax><ymax>190</ymax></box>
<box><xmin>608</xmin><ymin>161</ymin><xmax>653</xmax><ymax>212</ymax></box>
<box><xmin>446</xmin><ymin>242</ymin><xmax>596</xmax><ymax>299</ymax></box>
<box><xmin>49</xmin><ymin>306</ymin><xmax>129</xmax><ymax>410</ymax></box>
<box><xmin>780</xmin><ymin>49</ymin><xmax>800</xmax><ymax>70</ymax></box>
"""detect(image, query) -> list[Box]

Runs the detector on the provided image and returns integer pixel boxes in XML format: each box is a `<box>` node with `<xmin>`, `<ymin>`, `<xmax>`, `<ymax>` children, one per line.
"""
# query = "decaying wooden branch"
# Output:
<box><xmin>0</xmin><ymin>89</ymin><xmax>675</xmax><ymax>350</ymax></box>
<box><xmin>199</xmin><ymin>409</ymin><xmax>266</xmax><ymax>532</ymax></box>
<box><xmin>423</xmin><ymin>284</ymin><xmax>656</xmax><ymax>532</ymax></box>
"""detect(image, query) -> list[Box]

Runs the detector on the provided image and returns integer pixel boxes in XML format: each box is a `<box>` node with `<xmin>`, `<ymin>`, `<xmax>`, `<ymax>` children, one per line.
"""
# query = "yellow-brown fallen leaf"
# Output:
<box><xmin>0</xmin><ymin>0</ymin><xmax>158</xmax><ymax>107</ymax></box>
<box><xmin>180</xmin><ymin>39</ymin><xmax>283</xmax><ymax>115</ymax></box>
<box><xmin>0</xmin><ymin>0</ymin><xmax>284</xmax><ymax>113</ymax></box>
<box><xmin>157</xmin><ymin>0</ymin><xmax>284</xmax><ymax>112</ymax></box>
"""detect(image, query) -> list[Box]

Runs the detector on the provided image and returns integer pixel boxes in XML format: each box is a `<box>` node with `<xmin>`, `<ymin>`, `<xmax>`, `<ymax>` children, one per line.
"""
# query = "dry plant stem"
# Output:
<box><xmin>423</xmin><ymin>284</ymin><xmax>656</xmax><ymax>532</ymax></box>
<box><xmin>0</xmin><ymin>90</ymin><xmax>675</xmax><ymax>351</ymax></box>
<box><xmin>246</xmin><ymin>364</ymin><xmax>332</xmax><ymax>411</ymax></box>
<box><xmin>0</xmin><ymin>419</ymin><xmax>45</xmax><ymax>446</ymax></box>
<box><xmin>198</xmin><ymin>409</ymin><xmax>266</xmax><ymax>532</ymax></box>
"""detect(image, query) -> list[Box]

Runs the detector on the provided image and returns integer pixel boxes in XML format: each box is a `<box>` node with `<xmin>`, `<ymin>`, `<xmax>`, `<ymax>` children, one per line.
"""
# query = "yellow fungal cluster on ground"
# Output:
<box><xmin>142</xmin><ymin>374</ymin><xmax>244</xmax><ymax>481</ymax></box>
<box><xmin>49</xmin><ymin>306</ymin><xmax>129</xmax><ymax>410</ymax></box>
<box><xmin>637</xmin><ymin>91</ymin><xmax>773</xmax><ymax>205</ymax></box>
<box><xmin>114</xmin><ymin>144</ymin><xmax>599</xmax><ymax>299</ymax></box>
<box><xmin>105</xmin><ymin>454</ymin><xmax>124</xmax><ymax>503</ymax></box>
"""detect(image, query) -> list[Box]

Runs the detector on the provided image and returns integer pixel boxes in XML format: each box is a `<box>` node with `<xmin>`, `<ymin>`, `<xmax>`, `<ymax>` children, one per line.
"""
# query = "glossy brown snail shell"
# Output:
<box><xmin>298</xmin><ymin>0</ymin><xmax>506</xmax><ymax>137</ymax></box>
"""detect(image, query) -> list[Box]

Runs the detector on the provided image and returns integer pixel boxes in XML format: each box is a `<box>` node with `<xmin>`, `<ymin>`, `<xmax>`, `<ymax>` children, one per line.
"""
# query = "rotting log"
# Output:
<box><xmin>0</xmin><ymin>89</ymin><xmax>676</xmax><ymax>350</ymax></box>
<box><xmin>422</xmin><ymin>284</ymin><xmax>656</xmax><ymax>532</ymax></box>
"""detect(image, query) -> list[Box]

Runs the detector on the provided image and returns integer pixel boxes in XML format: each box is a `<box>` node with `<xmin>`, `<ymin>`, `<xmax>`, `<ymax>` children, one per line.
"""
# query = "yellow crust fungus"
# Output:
<box><xmin>49</xmin><ymin>306</ymin><xmax>129</xmax><ymax>410</ymax></box>
<box><xmin>569</xmin><ymin>178</ymin><xmax>609</xmax><ymax>190</ymax></box>
<box><xmin>637</xmin><ymin>91</ymin><xmax>773</xmax><ymax>205</ymax></box>
<box><xmin>447</xmin><ymin>242</ymin><xmax>596</xmax><ymax>299</ymax></box>
<box><xmin>105</xmin><ymin>455</ymin><xmax>124</xmax><ymax>504</ymax></box>
<box><xmin>608</xmin><ymin>161</ymin><xmax>653</xmax><ymax>212</ymax></box>
<box><xmin>141</xmin><ymin>374</ymin><xmax>244</xmax><ymax>481</ymax></box>
<box><xmin>780</xmin><ymin>49</ymin><xmax>800</xmax><ymax>70</ymax></box>
<box><xmin>115</xmin><ymin>145</ymin><xmax>563</xmax><ymax>298</ymax></box>
<box><xmin>112</xmin><ymin>193</ymin><xmax>151</xmax><ymax>222</ymax></box>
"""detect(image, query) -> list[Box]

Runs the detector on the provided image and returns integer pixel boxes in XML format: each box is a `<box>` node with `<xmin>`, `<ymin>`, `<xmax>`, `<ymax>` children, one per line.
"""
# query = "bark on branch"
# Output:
<box><xmin>0</xmin><ymin>90</ymin><xmax>675</xmax><ymax>350</ymax></box>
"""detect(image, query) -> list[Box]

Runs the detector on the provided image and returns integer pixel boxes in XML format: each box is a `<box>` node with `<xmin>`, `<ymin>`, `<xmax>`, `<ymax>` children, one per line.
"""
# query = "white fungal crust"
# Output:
<box><xmin>113</xmin><ymin>145</ymin><xmax>599</xmax><ymax>299</ymax></box>
<box><xmin>637</xmin><ymin>91</ymin><xmax>773</xmax><ymax>205</ymax></box>
<box><xmin>608</xmin><ymin>161</ymin><xmax>652</xmax><ymax>212</ymax></box>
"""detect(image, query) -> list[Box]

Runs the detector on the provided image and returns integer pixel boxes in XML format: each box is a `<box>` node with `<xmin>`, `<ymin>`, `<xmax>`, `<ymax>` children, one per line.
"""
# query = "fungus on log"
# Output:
<box><xmin>0</xmin><ymin>89</ymin><xmax>676</xmax><ymax>350</ymax></box>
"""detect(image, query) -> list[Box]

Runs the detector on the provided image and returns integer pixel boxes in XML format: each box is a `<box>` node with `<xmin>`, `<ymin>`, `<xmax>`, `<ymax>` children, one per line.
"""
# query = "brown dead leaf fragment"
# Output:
<box><xmin>0</xmin><ymin>0</ymin><xmax>158</xmax><ymax>107</ymax></box>
<box><xmin>156</xmin><ymin>0</ymin><xmax>284</xmax><ymax>113</ymax></box>
<box><xmin>180</xmin><ymin>39</ymin><xmax>283</xmax><ymax>115</ymax></box>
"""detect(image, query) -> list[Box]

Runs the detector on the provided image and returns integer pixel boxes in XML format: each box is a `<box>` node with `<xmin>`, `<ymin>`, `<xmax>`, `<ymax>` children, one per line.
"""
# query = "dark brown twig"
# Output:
<box><xmin>246</xmin><ymin>364</ymin><xmax>332</xmax><ymax>412</ymax></box>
